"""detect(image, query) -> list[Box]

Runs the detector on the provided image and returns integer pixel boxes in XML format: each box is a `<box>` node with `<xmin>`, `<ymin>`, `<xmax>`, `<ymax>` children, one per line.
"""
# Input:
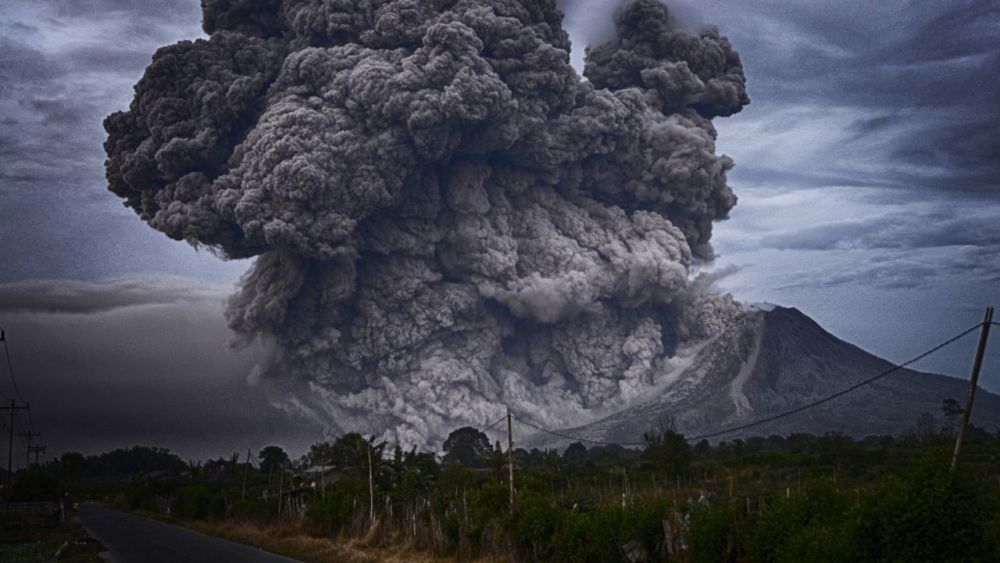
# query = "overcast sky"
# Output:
<box><xmin>1</xmin><ymin>0</ymin><xmax>998</xmax><ymax>464</ymax></box>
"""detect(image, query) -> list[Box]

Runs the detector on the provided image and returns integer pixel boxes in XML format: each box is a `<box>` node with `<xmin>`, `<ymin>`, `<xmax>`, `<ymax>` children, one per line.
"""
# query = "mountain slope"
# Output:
<box><xmin>529</xmin><ymin>306</ymin><xmax>1000</xmax><ymax>446</ymax></box>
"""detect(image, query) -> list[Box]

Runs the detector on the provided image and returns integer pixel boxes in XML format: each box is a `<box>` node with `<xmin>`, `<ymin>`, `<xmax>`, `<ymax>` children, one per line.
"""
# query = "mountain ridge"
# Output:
<box><xmin>525</xmin><ymin>306</ymin><xmax>1000</xmax><ymax>448</ymax></box>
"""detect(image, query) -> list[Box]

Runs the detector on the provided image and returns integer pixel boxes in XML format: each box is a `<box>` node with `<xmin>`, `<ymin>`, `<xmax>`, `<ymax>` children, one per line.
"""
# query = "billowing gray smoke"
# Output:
<box><xmin>104</xmin><ymin>0</ymin><xmax>748</xmax><ymax>447</ymax></box>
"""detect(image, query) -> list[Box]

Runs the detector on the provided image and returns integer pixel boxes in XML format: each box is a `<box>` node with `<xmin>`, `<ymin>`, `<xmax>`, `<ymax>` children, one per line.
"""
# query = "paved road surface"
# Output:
<box><xmin>79</xmin><ymin>503</ymin><xmax>300</xmax><ymax>563</ymax></box>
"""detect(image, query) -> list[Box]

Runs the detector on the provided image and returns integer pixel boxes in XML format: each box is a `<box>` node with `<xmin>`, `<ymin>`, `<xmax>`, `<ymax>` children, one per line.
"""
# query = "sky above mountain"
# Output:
<box><xmin>0</xmin><ymin>0</ymin><xmax>997</xmax><ymax>463</ymax></box>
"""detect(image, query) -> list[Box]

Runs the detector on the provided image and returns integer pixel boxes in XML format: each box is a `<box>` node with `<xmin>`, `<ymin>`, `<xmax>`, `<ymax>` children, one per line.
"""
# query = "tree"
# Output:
<box><xmin>562</xmin><ymin>442</ymin><xmax>588</xmax><ymax>465</ymax></box>
<box><xmin>941</xmin><ymin>398</ymin><xmax>963</xmax><ymax>434</ymax></box>
<box><xmin>258</xmin><ymin>445</ymin><xmax>290</xmax><ymax>474</ymax></box>
<box><xmin>324</xmin><ymin>433</ymin><xmax>386</xmax><ymax>473</ymax></box>
<box><xmin>60</xmin><ymin>451</ymin><xmax>87</xmax><ymax>479</ymax></box>
<box><xmin>442</xmin><ymin>426</ymin><xmax>492</xmax><ymax>468</ymax></box>
<box><xmin>643</xmin><ymin>417</ymin><xmax>692</xmax><ymax>477</ymax></box>
<box><xmin>942</xmin><ymin>398</ymin><xmax>963</xmax><ymax>418</ymax></box>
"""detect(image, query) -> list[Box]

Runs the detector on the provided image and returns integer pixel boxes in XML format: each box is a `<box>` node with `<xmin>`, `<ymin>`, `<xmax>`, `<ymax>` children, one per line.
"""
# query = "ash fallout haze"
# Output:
<box><xmin>0</xmin><ymin>0</ymin><xmax>998</xmax><ymax>460</ymax></box>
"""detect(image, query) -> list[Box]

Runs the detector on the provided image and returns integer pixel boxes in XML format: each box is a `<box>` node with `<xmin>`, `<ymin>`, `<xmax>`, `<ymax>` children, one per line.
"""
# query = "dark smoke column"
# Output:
<box><xmin>104</xmin><ymin>0</ymin><xmax>748</xmax><ymax>448</ymax></box>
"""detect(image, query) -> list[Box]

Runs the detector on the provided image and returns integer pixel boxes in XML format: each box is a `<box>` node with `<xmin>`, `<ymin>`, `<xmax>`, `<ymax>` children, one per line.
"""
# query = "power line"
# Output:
<box><xmin>512</xmin><ymin>414</ymin><xmax>643</xmax><ymax>447</ymax></box>
<box><xmin>0</xmin><ymin>331</ymin><xmax>23</xmax><ymax>400</ymax></box>
<box><xmin>686</xmin><ymin>321</ymin><xmax>984</xmax><ymax>442</ymax></box>
<box><xmin>0</xmin><ymin>330</ymin><xmax>36</xmax><ymax>435</ymax></box>
<box><xmin>482</xmin><ymin>414</ymin><xmax>507</xmax><ymax>433</ymax></box>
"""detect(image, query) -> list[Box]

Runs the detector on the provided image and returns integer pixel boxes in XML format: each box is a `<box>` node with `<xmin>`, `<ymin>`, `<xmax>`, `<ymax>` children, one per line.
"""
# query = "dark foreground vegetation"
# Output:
<box><xmin>7</xmin><ymin>416</ymin><xmax>1000</xmax><ymax>562</ymax></box>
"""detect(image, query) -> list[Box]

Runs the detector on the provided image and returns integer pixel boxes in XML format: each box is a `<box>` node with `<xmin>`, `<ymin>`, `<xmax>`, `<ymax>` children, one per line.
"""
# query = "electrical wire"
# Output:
<box><xmin>481</xmin><ymin>414</ymin><xmax>507</xmax><ymax>433</ymax></box>
<box><xmin>0</xmin><ymin>330</ymin><xmax>36</xmax><ymax>435</ymax></box>
<box><xmin>512</xmin><ymin>414</ymin><xmax>643</xmax><ymax>447</ymax></box>
<box><xmin>1</xmin><ymin>335</ymin><xmax>23</xmax><ymax>400</ymax></box>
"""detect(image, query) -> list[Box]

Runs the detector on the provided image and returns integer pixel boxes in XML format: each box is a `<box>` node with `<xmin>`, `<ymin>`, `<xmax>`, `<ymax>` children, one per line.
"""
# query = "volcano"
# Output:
<box><xmin>527</xmin><ymin>306</ymin><xmax>1000</xmax><ymax>446</ymax></box>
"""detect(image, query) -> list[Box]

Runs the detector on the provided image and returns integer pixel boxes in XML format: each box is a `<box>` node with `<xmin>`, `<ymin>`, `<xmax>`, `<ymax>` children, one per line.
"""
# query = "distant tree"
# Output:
<box><xmin>643</xmin><ymin>417</ymin><xmax>692</xmax><ymax>477</ymax></box>
<box><xmin>87</xmin><ymin>446</ymin><xmax>185</xmax><ymax>478</ymax></box>
<box><xmin>60</xmin><ymin>451</ymin><xmax>87</xmax><ymax>478</ymax></box>
<box><xmin>442</xmin><ymin>426</ymin><xmax>492</xmax><ymax>468</ymax></box>
<box><xmin>563</xmin><ymin>442</ymin><xmax>588</xmax><ymax>465</ymax></box>
<box><xmin>693</xmin><ymin>439</ymin><xmax>711</xmax><ymax>456</ymax></box>
<box><xmin>306</xmin><ymin>441</ymin><xmax>337</xmax><ymax>466</ymax></box>
<box><xmin>325</xmin><ymin>433</ymin><xmax>386</xmax><ymax>472</ymax></box>
<box><xmin>941</xmin><ymin>398</ymin><xmax>963</xmax><ymax>435</ymax></box>
<box><xmin>914</xmin><ymin>412</ymin><xmax>938</xmax><ymax>443</ymax></box>
<box><xmin>541</xmin><ymin>449</ymin><xmax>561</xmax><ymax>473</ymax></box>
<box><xmin>258</xmin><ymin>445</ymin><xmax>290</xmax><ymax>474</ymax></box>
<box><xmin>11</xmin><ymin>468</ymin><xmax>61</xmax><ymax>501</ymax></box>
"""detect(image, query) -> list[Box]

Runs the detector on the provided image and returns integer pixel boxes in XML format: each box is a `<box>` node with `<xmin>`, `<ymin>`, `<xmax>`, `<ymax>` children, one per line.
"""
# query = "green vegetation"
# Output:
<box><xmin>8</xmin><ymin>418</ymin><xmax>1000</xmax><ymax>562</ymax></box>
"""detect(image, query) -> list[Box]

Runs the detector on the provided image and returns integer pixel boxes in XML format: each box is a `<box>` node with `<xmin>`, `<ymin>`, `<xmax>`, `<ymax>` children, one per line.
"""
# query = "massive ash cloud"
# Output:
<box><xmin>104</xmin><ymin>0</ymin><xmax>748</xmax><ymax>447</ymax></box>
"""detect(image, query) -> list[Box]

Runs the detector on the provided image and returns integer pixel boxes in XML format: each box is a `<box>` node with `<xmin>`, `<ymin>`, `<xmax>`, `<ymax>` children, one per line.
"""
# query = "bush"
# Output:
<box><xmin>513</xmin><ymin>493</ymin><xmax>561</xmax><ymax>560</ymax></box>
<box><xmin>10</xmin><ymin>469</ymin><xmax>61</xmax><ymax>501</ymax></box>
<box><xmin>173</xmin><ymin>483</ymin><xmax>226</xmax><ymax>520</ymax></box>
<box><xmin>688</xmin><ymin>503</ymin><xmax>745</xmax><ymax>563</ymax></box>
<box><xmin>229</xmin><ymin>498</ymin><xmax>277</xmax><ymax>522</ymax></box>
<box><xmin>778</xmin><ymin>522</ymin><xmax>855</xmax><ymax>563</ymax></box>
<box><xmin>748</xmin><ymin>481</ymin><xmax>849</xmax><ymax>562</ymax></box>
<box><xmin>305</xmin><ymin>478</ymin><xmax>367</xmax><ymax>536</ymax></box>
<box><xmin>854</xmin><ymin>464</ymin><xmax>996</xmax><ymax>562</ymax></box>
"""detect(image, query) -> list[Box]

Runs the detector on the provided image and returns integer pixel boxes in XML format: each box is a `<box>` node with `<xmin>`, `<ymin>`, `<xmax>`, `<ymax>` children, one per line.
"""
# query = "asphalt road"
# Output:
<box><xmin>78</xmin><ymin>503</ymin><xmax>301</xmax><ymax>563</ymax></box>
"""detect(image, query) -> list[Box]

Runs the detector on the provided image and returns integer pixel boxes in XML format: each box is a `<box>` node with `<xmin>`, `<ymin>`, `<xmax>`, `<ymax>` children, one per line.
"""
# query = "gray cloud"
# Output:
<box><xmin>0</xmin><ymin>276</ymin><xmax>230</xmax><ymax>314</ymax></box>
<box><xmin>662</xmin><ymin>0</ymin><xmax>1000</xmax><ymax>197</ymax></box>
<box><xmin>0</xmin><ymin>0</ymin><xmax>251</xmax><ymax>284</ymax></box>
<box><xmin>763</xmin><ymin>211</ymin><xmax>1000</xmax><ymax>253</ymax></box>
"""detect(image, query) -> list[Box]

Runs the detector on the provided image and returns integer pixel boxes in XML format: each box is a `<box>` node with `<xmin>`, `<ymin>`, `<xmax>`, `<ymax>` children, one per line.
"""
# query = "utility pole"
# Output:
<box><xmin>241</xmin><ymin>448</ymin><xmax>251</xmax><ymax>502</ymax></box>
<box><xmin>320</xmin><ymin>458</ymin><xmax>326</xmax><ymax>500</ymax></box>
<box><xmin>2</xmin><ymin>400</ymin><xmax>28</xmax><ymax>489</ymax></box>
<box><xmin>367</xmin><ymin>442</ymin><xmax>375</xmax><ymax>530</ymax></box>
<box><xmin>20</xmin><ymin>430</ymin><xmax>40</xmax><ymax>468</ymax></box>
<box><xmin>29</xmin><ymin>445</ymin><xmax>45</xmax><ymax>466</ymax></box>
<box><xmin>951</xmin><ymin>306</ymin><xmax>993</xmax><ymax>473</ymax></box>
<box><xmin>277</xmin><ymin>462</ymin><xmax>284</xmax><ymax>517</ymax></box>
<box><xmin>507</xmin><ymin>407</ymin><xmax>515</xmax><ymax>512</ymax></box>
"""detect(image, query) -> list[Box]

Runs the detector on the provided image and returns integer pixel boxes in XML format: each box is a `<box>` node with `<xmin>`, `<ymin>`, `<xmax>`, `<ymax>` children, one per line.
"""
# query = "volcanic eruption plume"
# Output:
<box><xmin>104</xmin><ymin>0</ymin><xmax>749</xmax><ymax>447</ymax></box>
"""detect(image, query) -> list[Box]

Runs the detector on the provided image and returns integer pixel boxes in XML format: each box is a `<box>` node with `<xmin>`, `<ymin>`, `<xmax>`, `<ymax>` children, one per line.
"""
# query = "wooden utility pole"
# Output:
<box><xmin>29</xmin><ymin>444</ymin><xmax>45</xmax><ymax>466</ymax></box>
<box><xmin>951</xmin><ymin>306</ymin><xmax>994</xmax><ymax>473</ymax></box>
<box><xmin>367</xmin><ymin>442</ymin><xmax>375</xmax><ymax>530</ymax></box>
<box><xmin>507</xmin><ymin>408</ymin><xmax>515</xmax><ymax>511</ymax></box>
<box><xmin>2</xmin><ymin>400</ymin><xmax>28</xmax><ymax>488</ymax></box>
<box><xmin>241</xmin><ymin>448</ymin><xmax>251</xmax><ymax>502</ymax></box>
<box><xmin>20</xmin><ymin>430</ymin><xmax>40</xmax><ymax>468</ymax></box>
<box><xmin>277</xmin><ymin>463</ymin><xmax>284</xmax><ymax>517</ymax></box>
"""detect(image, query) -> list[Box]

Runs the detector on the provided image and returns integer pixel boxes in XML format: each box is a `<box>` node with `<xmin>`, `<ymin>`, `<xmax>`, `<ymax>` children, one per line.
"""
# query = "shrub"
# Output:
<box><xmin>688</xmin><ymin>503</ymin><xmax>745</xmax><ymax>563</ymax></box>
<box><xmin>854</xmin><ymin>464</ymin><xmax>995</xmax><ymax>562</ymax></box>
<box><xmin>305</xmin><ymin>478</ymin><xmax>367</xmax><ymax>536</ymax></box>
<box><xmin>173</xmin><ymin>483</ymin><xmax>226</xmax><ymax>520</ymax></box>
<box><xmin>748</xmin><ymin>480</ymin><xmax>849</xmax><ymax>562</ymax></box>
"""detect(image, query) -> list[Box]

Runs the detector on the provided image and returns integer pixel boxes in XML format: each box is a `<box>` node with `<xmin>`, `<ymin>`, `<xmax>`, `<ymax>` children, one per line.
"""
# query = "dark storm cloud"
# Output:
<box><xmin>0</xmin><ymin>0</ymin><xmax>247</xmax><ymax>283</ymax></box>
<box><xmin>0</xmin><ymin>276</ymin><xmax>229</xmax><ymax>314</ymax></box>
<box><xmin>0</xmin><ymin>277</ymin><xmax>323</xmax><ymax>462</ymax></box>
<box><xmin>703</xmin><ymin>0</ymin><xmax>1000</xmax><ymax>196</ymax></box>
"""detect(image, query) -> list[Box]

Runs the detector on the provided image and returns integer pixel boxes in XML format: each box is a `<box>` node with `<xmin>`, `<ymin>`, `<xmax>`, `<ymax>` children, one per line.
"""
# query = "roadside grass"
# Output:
<box><xmin>0</xmin><ymin>514</ymin><xmax>105</xmax><ymax>563</ymax></box>
<box><xmin>183</xmin><ymin>518</ymin><xmax>510</xmax><ymax>563</ymax></box>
